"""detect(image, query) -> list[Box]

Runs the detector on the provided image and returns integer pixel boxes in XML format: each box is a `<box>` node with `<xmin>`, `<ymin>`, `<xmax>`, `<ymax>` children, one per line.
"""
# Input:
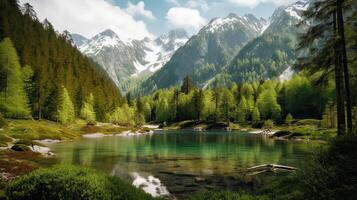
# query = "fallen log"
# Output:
<box><xmin>246</xmin><ymin>164</ymin><xmax>297</xmax><ymax>172</ymax></box>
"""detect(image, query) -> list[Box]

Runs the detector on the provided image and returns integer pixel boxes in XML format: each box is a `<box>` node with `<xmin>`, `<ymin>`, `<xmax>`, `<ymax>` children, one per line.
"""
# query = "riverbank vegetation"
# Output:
<box><xmin>0</xmin><ymin>0</ymin><xmax>356</xmax><ymax>199</ymax></box>
<box><xmin>6</xmin><ymin>165</ymin><xmax>157</xmax><ymax>200</ymax></box>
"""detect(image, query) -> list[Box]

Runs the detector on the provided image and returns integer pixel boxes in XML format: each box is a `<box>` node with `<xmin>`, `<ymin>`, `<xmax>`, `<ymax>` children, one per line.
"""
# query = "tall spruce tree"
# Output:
<box><xmin>0</xmin><ymin>38</ymin><xmax>31</xmax><ymax>118</ymax></box>
<box><xmin>180</xmin><ymin>75</ymin><xmax>194</xmax><ymax>95</ymax></box>
<box><xmin>57</xmin><ymin>86</ymin><xmax>75</xmax><ymax>124</ymax></box>
<box><xmin>296</xmin><ymin>0</ymin><xmax>354</xmax><ymax>134</ymax></box>
<box><xmin>80</xmin><ymin>93</ymin><xmax>96</xmax><ymax>122</ymax></box>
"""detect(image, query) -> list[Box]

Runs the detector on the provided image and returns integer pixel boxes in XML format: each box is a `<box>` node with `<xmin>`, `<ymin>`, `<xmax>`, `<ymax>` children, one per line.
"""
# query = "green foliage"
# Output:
<box><xmin>80</xmin><ymin>93</ymin><xmax>96</xmax><ymax>122</ymax></box>
<box><xmin>189</xmin><ymin>190</ymin><xmax>268</xmax><ymax>200</ymax></box>
<box><xmin>263</xmin><ymin>120</ymin><xmax>274</xmax><ymax>129</ymax></box>
<box><xmin>107</xmin><ymin>104</ymin><xmax>135</xmax><ymax>125</ymax></box>
<box><xmin>57</xmin><ymin>86</ymin><xmax>75</xmax><ymax>124</ymax></box>
<box><xmin>181</xmin><ymin>75</ymin><xmax>195</xmax><ymax>95</ymax></box>
<box><xmin>298</xmin><ymin>134</ymin><xmax>357</xmax><ymax>200</ymax></box>
<box><xmin>156</xmin><ymin>97</ymin><xmax>170</xmax><ymax>122</ymax></box>
<box><xmin>285</xmin><ymin>113</ymin><xmax>293</xmax><ymax>126</ymax></box>
<box><xmin>252</xmin><ymin>106</ymin><xmax>260</xmax><ymax>122</ymax></box>
<box><xmin>257</xmin><ymin>89</ymin><xmax>281</xmax><ymax>121</ymax></box>
<box><xmin>140</xmin><ymin>74</ymin><xmax>334</xmax><ymax>125</ymax></box>
<box><xmin>134</xmin><ymin>113</ymin><xmax>146</xmax><ymax>126</ymax></box>
<box><xmin>0</xmin><ymin>0</ymin><xmax>121</xmax><ymax>121</ymax></box>
<box><xmin>6</xmin><ymin>165</ymin><xmax>157</xmax><ymax>200</ymax></box>
<box><xmin>0</xmin><ymin>113</ymin><xmax>8</xmax><ymax>128</ymax></box>
<box><xmin>0</xmin><ymin>38</ymin><xmax>31</xmax><ymax>119</ymax></box>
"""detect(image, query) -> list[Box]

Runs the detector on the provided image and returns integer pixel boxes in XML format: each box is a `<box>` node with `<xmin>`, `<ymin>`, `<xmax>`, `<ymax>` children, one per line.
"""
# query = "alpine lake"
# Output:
<box><xmin>47</xmin><ymin>130</ymin><xmax>320</xmax><ymax>199</ymax></box>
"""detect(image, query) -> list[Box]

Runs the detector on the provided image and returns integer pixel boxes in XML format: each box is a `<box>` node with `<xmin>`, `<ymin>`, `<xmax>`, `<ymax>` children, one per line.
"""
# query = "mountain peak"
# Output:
<box><xmin>227</xmin><ymin>13</ymin><xmax>239</xmax><ymax>19</ymax></box>
<box><xmin>167</xmin><ymin>29</ymin><xmax>188</xmax><ymax>39</ymax></box>
<box><xmin>97</xmin><ymin>29</ymin><xmax>118</xmax><ymax>38</ymax></box>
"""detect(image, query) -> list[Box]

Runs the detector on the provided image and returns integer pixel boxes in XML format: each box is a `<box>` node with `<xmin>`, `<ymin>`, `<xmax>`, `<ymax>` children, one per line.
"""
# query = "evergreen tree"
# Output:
<box><xmin>285</xmin><ymin>113</ymin><xmax>293</xmax><ymax>127</ymax></box>
<box><xmin>252</xmin><ymin>106</ymin><xmax>260</xmax><ymax>123</ymax></box>
<box><xmin>236</xmin><ymin>96</ymin><xmax>248</xmax><ymax>122</ymax></box>
<box><xmin>297</xmin><ymin>0</ymin><xmax>354</xmax><ymax>134</ymax></box>
<box><xmin>257</xmin><ymin>89</ymin><xmax>281</xmax><ymax>121</ymax></box>
<box><xmin>80</xmin><ymin>93</ymin><xmax>96</xmax><ymax>122</ymax></box>
<box><xmin>0</xmin><ymin>38</ymin><xmax>31</xmax><ymax>118</ymax></box>
<box><xmin>57</xmin><ymin>86</ymin><xmax>75</xmax><ymax>124</ymax></box>
<box><xmin>193</xmin><ymin>89</ymin><xmax>204</xmax><ymax>120</ymax></box>
<box><xmin>180</xmin><ymin>75</ymin><xmax>194</xmax><ymax>94</ymax></box>
<box><xmin>220</xmin><ymin>88</ymin><xmax>235</xmax><ymax>124</ymax></box>
<box><xmin>156</xmin><ymin>98</ymin><xmax>169</xmax><ymax>122</ymax></box>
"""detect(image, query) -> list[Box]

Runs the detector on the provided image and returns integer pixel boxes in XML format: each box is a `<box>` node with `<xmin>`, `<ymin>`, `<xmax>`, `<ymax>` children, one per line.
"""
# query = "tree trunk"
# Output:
<box><xmin>334</xmin><ymin>11</ymin><xmax>346</xmax><ymax>135</ymax></box>
<box><xmin>336</xmin><ymin>0</ymin><xmax>353</xmax><ymax>134</ymax></box>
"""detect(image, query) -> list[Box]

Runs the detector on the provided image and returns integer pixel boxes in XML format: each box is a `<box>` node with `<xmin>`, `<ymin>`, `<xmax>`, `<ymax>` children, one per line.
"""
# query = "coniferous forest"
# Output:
<box><xmin>0</xmin><ymin>0</ymin><xmax>356</xmax><ymax>199</ymax></box>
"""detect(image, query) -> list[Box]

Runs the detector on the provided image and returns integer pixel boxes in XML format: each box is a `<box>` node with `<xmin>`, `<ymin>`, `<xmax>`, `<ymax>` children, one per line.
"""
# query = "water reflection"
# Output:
<box><xmin>48</xmin><ymin>131</ymin><xmax>318</xmax><ymax>197</ymax></box>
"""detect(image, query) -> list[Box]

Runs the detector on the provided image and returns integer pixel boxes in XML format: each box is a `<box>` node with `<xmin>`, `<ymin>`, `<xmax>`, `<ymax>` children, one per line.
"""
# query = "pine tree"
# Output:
<box><xmin>285</xmin><ymin>113</ymin><xmax>293</xmax><ymax>127</ymax></box>
<box><xmin>257</xmin><ymin>89</ymin><xmax>281</xmax><ymax>121</ymax></box>
<box><xmin>0</xmin><ymin>38</ymin><xmax>31</xmax><ymax>118</ymax></box>
<box><xmin>236</xmin><ymin>96</ymin><xmax>248</xmax><ymax>123</ymax></box>
<box><xmin>296</xmin><ymin>0</ymin><xmax>354</xmax><ymax>134</ymax></box>
<box><xmin>80</xmin><ymin>93</ymin><xmax>96</xmax><ymax>122</ymax></box>
<box><xmin>252</xmin><ymin>106</ymin><xmax>260</xmax><ymax>123</ymax></box>
<box><xmin>193</xmin><ymin>89</ymin><xmax>204</xmax><ymax>121</ymax></box>
<box><xmin>57</xmin><ymin>86</ymin><xmax>75</xmax><ymax>124</ymax></box>
<box><xmin>180</xmin><ymin>75</ymin><xmax>194</xmax><ymax>94</ymax></box>
<box><xmin>155</xmin><ymin>97</ymin><xmax>169</xmax><ymax>122</ymax></box>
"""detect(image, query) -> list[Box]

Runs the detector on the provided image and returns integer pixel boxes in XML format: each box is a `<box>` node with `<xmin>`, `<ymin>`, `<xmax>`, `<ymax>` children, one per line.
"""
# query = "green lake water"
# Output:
<box><xmin>48</xmin><ymin>130</ymin><xmax>319</xmax><ymax>198</ymax></box>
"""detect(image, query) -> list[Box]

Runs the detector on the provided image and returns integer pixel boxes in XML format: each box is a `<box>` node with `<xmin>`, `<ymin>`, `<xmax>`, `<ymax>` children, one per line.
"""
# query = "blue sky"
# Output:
<box><xmin>20</xmin><ymin>0</ymin><xmax>295</xmax><ymax>40</ymax></box>
<box><xmin>112</xmin><ymin>0</ymin><xmax>283</xmax><ymax>36</ymax></box>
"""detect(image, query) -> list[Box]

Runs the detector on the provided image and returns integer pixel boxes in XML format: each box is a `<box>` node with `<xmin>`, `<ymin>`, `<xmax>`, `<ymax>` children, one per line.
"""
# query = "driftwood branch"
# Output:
<box><xmin>245</xmin><ymin>164</ymin><xmax>297</xmax><ymax>175</ymax></box>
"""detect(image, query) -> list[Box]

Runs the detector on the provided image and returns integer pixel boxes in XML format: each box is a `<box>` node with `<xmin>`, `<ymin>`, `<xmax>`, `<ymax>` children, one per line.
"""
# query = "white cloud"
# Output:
<box><xmin>126</xmin><ymin>1</ymin><xmax>155</xmax><ymax>20</ymax></box>
<box><xmin>166</xmin><ymin>7</ymin><xmax>206</xmax><ymax>31</ymax></box>
<box><xmin>186</xmin><ymin>0</ymin><xmax>210</xmax><ymax>12</ymax></box>
<box><xmin>229</xmin><ymin>0</ymin><xmax>294</xmax><ymax>8</ymax></box>
<box><xmin>166</xmin><ymin>0</ymin><xmax>180</xmax><ymax>6</ymax></box>
<box><xmin>19</xmin><ymin>0</ymin><xmax>153</xmax><ymax>40</ymax></box>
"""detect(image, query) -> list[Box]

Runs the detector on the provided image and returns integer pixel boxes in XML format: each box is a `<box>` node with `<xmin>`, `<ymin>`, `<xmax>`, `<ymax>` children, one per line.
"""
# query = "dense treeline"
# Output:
<box><xmin>0</xmin><ymin>0</ymin><xmax>122</xmax><ymax>121</ymax></box>
<box><xmin>134</xmin><ymin>73</ymin><xmax>335</xmax><ymax>126</ymax></box>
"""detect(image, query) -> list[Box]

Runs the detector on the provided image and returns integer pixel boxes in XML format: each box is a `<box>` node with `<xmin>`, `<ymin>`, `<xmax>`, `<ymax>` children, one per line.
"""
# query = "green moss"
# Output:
<box><xmin>3</xmin><ymin>120</ymin><xmax>81</xmax><ymax>140</ymax></box>
<box><xmin>0</xmin><ymin>113</ymin><xmax>8</xmax><ymax>128</ymax></box>
<box><xmin>6</xmin><ymin>165</ymin><xmax>158</xmax><ymax>200</ymax></box>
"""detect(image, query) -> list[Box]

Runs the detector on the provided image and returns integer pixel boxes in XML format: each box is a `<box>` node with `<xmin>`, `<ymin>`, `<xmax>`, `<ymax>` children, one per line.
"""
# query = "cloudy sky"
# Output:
<box><xmin>19</xmin><ymin>0</ymin><xmax>295</xmax><ymax>40</ymax></box>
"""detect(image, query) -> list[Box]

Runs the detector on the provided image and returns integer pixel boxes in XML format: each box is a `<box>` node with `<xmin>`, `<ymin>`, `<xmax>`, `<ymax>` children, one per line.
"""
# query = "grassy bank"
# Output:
<box><xmin>162</xmin><ymin>119</ymin><xmax>336</xmax><ymax>140</ymax></box>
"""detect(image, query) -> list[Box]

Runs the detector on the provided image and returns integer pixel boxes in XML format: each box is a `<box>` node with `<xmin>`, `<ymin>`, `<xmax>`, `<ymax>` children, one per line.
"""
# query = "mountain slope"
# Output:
<box><xmin>137</xmin><ymin>13</ymin><xmax>268</xmax><ymax>94</ymax></box>
<box><xmin>72</xmin><ymin>29</ymin><xmax>189</xmax><ymax>92</ymax></box>
<box><xmin>212</xmin><ymin>0</ymin><xmax>309</xmax><ymax>86</ymax></box>
<box><xmin>0</xmin><ymin>0</ymin><xmax>122</xmax><ymax>120</ymax></box>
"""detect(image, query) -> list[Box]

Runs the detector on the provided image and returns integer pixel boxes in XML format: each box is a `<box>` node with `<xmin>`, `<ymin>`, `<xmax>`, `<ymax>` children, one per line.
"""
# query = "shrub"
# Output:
<box><xmin>0</xmin><ymin>113</ymin><xmax>8</xmax><ymax>128</ymax></box>
<box><xmin>263</xmin><ymin>120</ymin><xmax>274</xmax><ymax>129</ymax></box>
<box><xmin>298</xmin><ymin>135</ymin><xmax>357</xmax><ymax>200</ymax></box>
<box><xmin>7</xmin><ymin>165</ymin><xmax>158</xmax><ymax>200</ymax></box>
<box><xmin>295</xmin><ymin>119</ymin><xmax>321</xmax><ymax>126</ymax></box>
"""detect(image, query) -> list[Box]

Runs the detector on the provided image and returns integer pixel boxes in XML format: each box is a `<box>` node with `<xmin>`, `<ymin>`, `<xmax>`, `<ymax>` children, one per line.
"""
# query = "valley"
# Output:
<box><xmin>0</xmin><ymin>0</ymin><xmax>356</xmax><ymax>199</ymax></box>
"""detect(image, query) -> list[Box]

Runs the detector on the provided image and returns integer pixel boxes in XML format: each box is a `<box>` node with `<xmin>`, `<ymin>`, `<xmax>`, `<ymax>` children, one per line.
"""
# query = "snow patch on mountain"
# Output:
<box><xmin>72</xmin><ymin>29</ymin><xmax>189</xmax><ymax>87</ymax></box>
<box><xmin>279</xmin><ymin>66</ymin><xmax>294</xmax><ymax>82</ymax></box>
<box><xmin>202</xmin><ymin>13</ymin><xmax>268</xmax><ymax>35</ymax></box>
<box><xmin>285</xmin><ymin>0</ymin><xmax>309</xmax><ymax>20</ymax></box>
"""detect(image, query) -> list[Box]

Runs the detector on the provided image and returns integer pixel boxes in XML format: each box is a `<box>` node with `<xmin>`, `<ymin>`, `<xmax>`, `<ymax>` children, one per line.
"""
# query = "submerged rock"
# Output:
<box><xmin>11</xmin><ymin>144</ymin><xmax>31</xmax><ymax>152</ymax></box>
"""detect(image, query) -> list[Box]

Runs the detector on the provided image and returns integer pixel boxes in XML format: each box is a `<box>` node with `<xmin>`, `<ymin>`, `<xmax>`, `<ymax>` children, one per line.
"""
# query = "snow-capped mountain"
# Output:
<box><xmin>210</xmin><ymin>0</ymin><xmax>309</xmax><ymax>87</ymax></box>
<box><xmin>138</xmin><ymin>13</ymin><xmax>268</xmax><ymax>93</ymax></box>
<box><xmin>72</xmin><ymin>29</ymin><xmax>189</xmax><ymax>90</ymax></box>
<box><xmin>71</xmin><ymin>34</ymin><xmax>89</xmax><ymax>47</ymax></box>
<box><xmin>201</xmin><ymin>13</ymin><xmax>268</xmax><ymax>35</ymax></box>
<box><xmin>266</xmin><ymin>0</ymin><xmax>309</xmax><ymax>33</ymax></box>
